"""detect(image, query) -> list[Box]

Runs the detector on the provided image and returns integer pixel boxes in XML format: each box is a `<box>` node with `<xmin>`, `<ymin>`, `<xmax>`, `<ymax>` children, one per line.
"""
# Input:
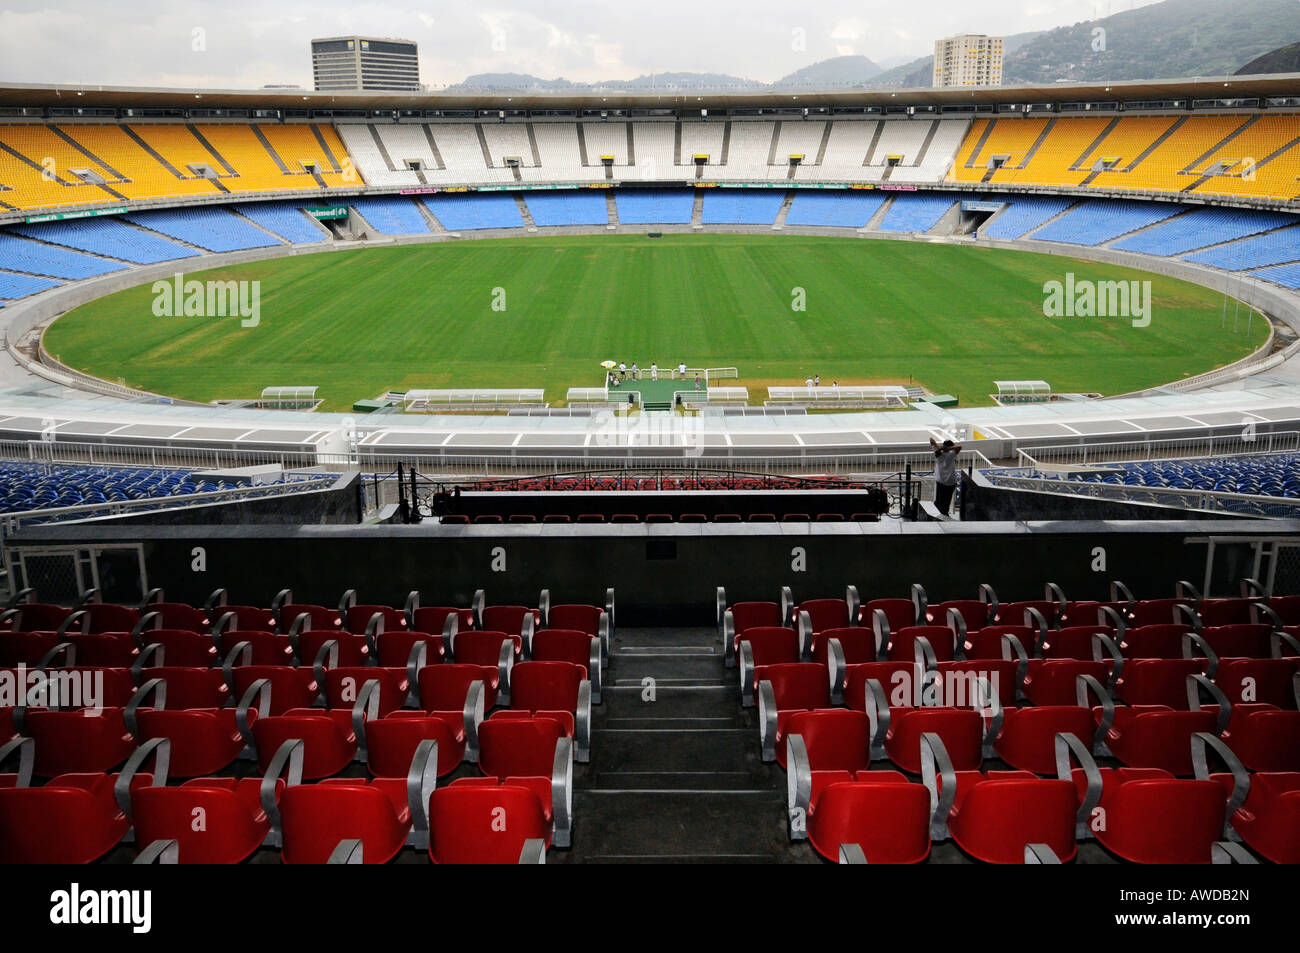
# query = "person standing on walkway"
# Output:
<box><xmin>930</xmin><ymin>436</ymin><xmax>963</xmax><ymax>515</ymax></box>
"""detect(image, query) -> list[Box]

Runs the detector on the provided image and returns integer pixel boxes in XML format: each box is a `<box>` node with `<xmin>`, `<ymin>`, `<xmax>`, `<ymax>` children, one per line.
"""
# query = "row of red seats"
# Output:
<box><xmin>751</xmin><ymin>659</ymin><xmax>1297</xmax><ymax>862</ymax></box>
<box><xmin>787</xmin><ymin>718</ymin><xmax>1289</xmax><ymax>865</ymax></box>
<box><xmin>718</xmin><ymin>580</ymin><xmax>1300</xmax><ymax>665</ymax></box>
<box><xmin>442</xmin><ymin>512</ymin><xmax>881</xmax><ymax>524</ymax></box>
<box><xmin>0</xmin><ymin>710</ymin><xmax>572</xmax><ymax>863</ymax></box>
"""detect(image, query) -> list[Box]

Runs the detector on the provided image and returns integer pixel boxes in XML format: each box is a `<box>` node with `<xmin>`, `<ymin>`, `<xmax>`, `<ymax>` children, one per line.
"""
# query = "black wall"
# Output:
<box><xmin>7</xmin><ymin>518</ymin><xmax>1287</xmax><ymax>624</ymax></box>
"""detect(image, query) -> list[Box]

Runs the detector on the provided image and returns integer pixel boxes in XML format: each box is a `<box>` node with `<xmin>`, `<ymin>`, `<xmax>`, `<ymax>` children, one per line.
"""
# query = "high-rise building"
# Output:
<box><xmin>311</xmin><ymin>36</ymin><xmax>420</xmax><ymax>92</ymax></box>
<box><xmin>932</xmin><ymin>34</ymin><xmax>1003</xmax><ymax>88</ymax></box>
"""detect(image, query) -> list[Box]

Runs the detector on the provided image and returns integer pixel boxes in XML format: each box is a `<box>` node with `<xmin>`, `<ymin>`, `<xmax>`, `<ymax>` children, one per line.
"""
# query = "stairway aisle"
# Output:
<box><xmin>556</xmin><ymin>626</ymin><xmax>813</xmax><ymax>863</ymax></box>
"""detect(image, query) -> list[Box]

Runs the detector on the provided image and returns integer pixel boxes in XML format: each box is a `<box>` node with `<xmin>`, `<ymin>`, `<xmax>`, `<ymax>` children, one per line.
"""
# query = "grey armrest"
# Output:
<box><xmin>405</xmin><ymin>738</ymin><xmax>438</xmax><ymax>850</ymax></box>
<box><xmin>862</xmin><ymin>677</ymin><xmax>891</xmax><ymax>761</ymax></box>
<box><xmin>587</xmin><ymin>638</ymin><xmax>602</xmax><ymax>706</ymax></box>
<box><xmin>497</xmin><ymin>639</ymin><xmax>515</xmax><ymax>707</ymax></box>
<box><xmin>1092</xmin><ymin>631</ymin><xmax>1124</xmax><ymax>688</ymax></box>
<box><xmin>839</xmin><ymin>844</ymin><xmax>868</xmax><ymax>864</ymax></box>
<box><xmin>738</xmin><ymin>641</ymin><xmax>756</xmax><ymax>708</ymax></box>
<box><xmin>518</xmin><ymin>838</ymin><xmax>547</xmax><ymax>864</ymax></box>
<box><xmin>1055</xmin><ymin>731</ymin><xmax>1102</xmax><ymax>841</ymax></box>
<box><xmin>463</xmin><ymin>680</ymin><xmax>486</xmax><ymax>764</ymax></box>
<box><xmin>125</xmin><ymin>678</ymin><xmax>167</xmax><ymax>738</ymax></box>
<box><xmin>1024</xmin><ymin>844</ymin><xmax>1061</xmax><ymax>864</ymax></box>
<box><xmin>786</xmin><ymin>733</ymin><xmax>811</xmax><ymax>842</ymax></box>
<box><xmin>328</xmin><ymin>839</ymin><xmax>364</xmax><ymax>864</ymax></box>
<box><xmin>575</xmin><ymin>679</ymin><xmax>592</xmax><ymax>764</ymax></box>
<box><xmin>1182</xmin><ymin>632</ymin><xmax>1220</xmax><ymax>679</ymax></box>
<box><xmin>1191</xmin><ymin>732</ymin><xmax>1250</xmax><ymax>835</ymax></box>
<box><xmin>352</xmin><ymin>679</ymin><xmax>382</xmax><ymax>763</ymax></box>
<box><xmin>1076</xmin><ymin>673</ymin><xmax>1115</xmax><ymax>756</ymax></box>
<box><xmin>1211</xmin><ymin>842</ymin><xmax>1258</xmax><ymax>864</ymax></box>
<box><xmin>130</xmin><ymin>642</ymin><xmax>165</xmax><ymax>683</ymax></box>
<box><xmin>722</xmin><ymin>609</ymin><xmax>737</xmax><ymax>668</ymax></box>
<box><xmin>796</xmin><ymin>610</ymin><xmax>813</xmax><ymax>661</ymax></box>
<box><xmin>757</xmin><ymin>679</ymin><xmax>778</xmax><ymax>763</ymax></box>
<box><xmin>114</xmin><ymin>736</ymin><xmax>171</xmax><ymax>830</ymax></box>
<box><xmin>0</xmin><ymin>736</ymin><xmax>34</xmax><ymax>788</ymax></box>
<box><xmin>828</xmin><ymin>639</ymin><xmax>847</xmax><ymax>705</ymax></box>
<box><xmin>551</xmin><ymin>737</ymin><xmax>574</xmax><ymax>849</ymax></box>
<box><xmin>260</xmin><ymin>738</ymin><xmax>305</xmax><ymax>849</ymax></box>
<box><xmin>1187</xmin><ymin>673</ymin><xmax>1232</xmax><ymax>736</ymax></box>
<box><xmin>521</xmin><ymin>613</ymin><xmax>535</xmax><ymax>661</ymax></box>
<box><xmin>920</xmin><ymin>732</ymin><xmax>956</xmax><ymax>841</ymax></box>
<box><xmin>134</xmin><ymin>839</ymin><xmax>179</xmax><ymax>864</ymax></box>
<box><xmin>236</xmin><ymin>677</ymin><xmax>272</xmax><ymax>756</ymax></box>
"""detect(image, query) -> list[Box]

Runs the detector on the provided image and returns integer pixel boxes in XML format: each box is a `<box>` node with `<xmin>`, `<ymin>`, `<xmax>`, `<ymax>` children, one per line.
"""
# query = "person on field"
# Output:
<box><xmin>631</xmin><ymin>362</ymin><xmax>639</xmax><ymax>379</ymax></box>
<box><xmin>679</xmin><ymin>362</ymin><xmax>687</xmax><ymax>379</ymax></box>
<box><xmin>930</xmin><ymin>436</ymin><xmax>963</xmax><ymax>516</ymax></box>
<box><xmin>694</xmin><ymin>373</ymin><xmax>702</xmax><ymax>390</ymax></box>
<box><xmin>651</xmin><ymin>363</ymin><xmax>659</xmax><ymax>381</ymax></box>
<box><xmin>805</xmin><ymin>376</ymin><xmax>814</xmax><ymax>388</ymax></box>
<box><xmin>619</xmin><ymin>362</ymin><xmax>627</xmax><ymax>379</ymax></box>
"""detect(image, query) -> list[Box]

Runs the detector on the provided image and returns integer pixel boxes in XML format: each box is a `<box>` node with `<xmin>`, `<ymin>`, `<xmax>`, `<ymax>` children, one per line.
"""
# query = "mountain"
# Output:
<box><xmin>771</xmin><ymin>55</ymin><xmax>883</xmax><ymax>89</ymax></box>
<box><xmin>1002</xmin><ymin>0</ymin><xmax>1300</xmax><ymax>83</ymax></box>
<box><xmin>447</xmin><ymin>70</ymin><xmax>764</xmax><ymax>93</ymax></box>
<box><xmin>1236</xmin><ymin>40</ymin><xmax>1300</xmax><ymax>74</ymax></box>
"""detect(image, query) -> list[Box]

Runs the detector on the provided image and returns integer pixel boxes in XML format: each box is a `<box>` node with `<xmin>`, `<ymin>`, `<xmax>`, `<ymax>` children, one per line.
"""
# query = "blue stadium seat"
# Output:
<box><xmin>0</xmin><ymin>234</ymin><xmax>126</xmax><ymax>279</ymax></box>
<box><xmin>877</xmin><ymin>193</ymin><xmax>958</xmax><ymax>233</ymax></box>
<box><xmin>784</xmin><ymin>191</ymin><xmax>887</xmax><ymax>228</ymax></box>
<box><xmin>701</xmin><ymin>190</ymin><xmax>785</xmax><ymax>225</ymax></box>
<box><xmin>0</xmin><ymin>271</ymin><xmax>60</xmax><ymax>300</ymax></box>
<box><xmin>125</xmin><ymin>208</ymin><xmax>281</xmax><ymax>253</ymax></box>
<box><xmin>12</xmin><ymin>218</ymin><xmax>200</xmax><ymax>264</ymax></box>
<box><xmin>1184</xmin><ymin>225</ymin><xmax>1300</xmax><ymax>271</ymax></box>
<box><xmin>614</xmin><ymin>189</ymin><xmax>694</xmax><ymax>224</ymax></box>
<box><xmin>1030</xmin><ymin>199</ymin><xmax>1183</xmax><ymax>245</ymax></box>
<box><xmin>1112</xmin><ymin>207</ymin><xmax>1299</xmax><ymax>256</ymax></box>
<box><xmin>233</xmin><ymin>202</ymin><xmax>330</xmax><ymax>244</ymax></box>
<box><xmin>423</xmin><ymin>194</ymin><xmax>524</xmax><ymax>230</ymax></box>
<box><xmin>525</xmin><ymin>191</ymin><xmax>609</xmax><ymax>227</ymax></box>
<box><xmin>982</xmin><ymin>197</ymin><xmax>1076</xmax><ymax>239</ymax></box>
<box><xmin>348</xmin><ymin>197</ymin><xmax>430</xmax><ymax>235</ymax></box>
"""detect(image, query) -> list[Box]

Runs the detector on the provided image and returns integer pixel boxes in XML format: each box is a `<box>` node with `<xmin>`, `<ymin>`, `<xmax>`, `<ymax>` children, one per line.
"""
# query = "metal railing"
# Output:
<box><xmin>1015</xmin><ymin>431</ymin><xmax>1300</xmax><ymax>468</ymax></box>
<box><xmin>0</xmin><ymin>438</ymin><xmax>996</xmax><ymax>478</ymax></box>
<box><xmin>0</xmin><ymin>473</ymin><xmax>340</xmax><ymax>535</ymax></box>
<box><xmin>984</xmin><ymin>471</ymin><xmax>1300</xmax><ymax>520</ymax></box>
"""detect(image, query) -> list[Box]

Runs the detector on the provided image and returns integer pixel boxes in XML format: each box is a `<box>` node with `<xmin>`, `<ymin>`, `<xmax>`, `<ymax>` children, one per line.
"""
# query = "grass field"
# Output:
<box><xmin>43</xmin><ymin>234</ymin><xmax>1268</xmax><ymax>412</ymax></box>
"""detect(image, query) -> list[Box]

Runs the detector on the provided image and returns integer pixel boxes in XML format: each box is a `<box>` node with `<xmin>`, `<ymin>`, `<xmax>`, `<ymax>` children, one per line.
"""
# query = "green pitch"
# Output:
<box><xmin>43</xmin><ymin>234</ymin><xmax>1267</xmax><ymax>413</ymax></box>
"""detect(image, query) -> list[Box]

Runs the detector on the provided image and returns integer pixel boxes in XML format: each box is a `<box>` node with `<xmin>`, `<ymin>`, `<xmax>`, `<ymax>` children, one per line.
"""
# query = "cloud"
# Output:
<box><xmin>0</xmin><ymin>0</ymin><xmax>1171</xmax><ymax>88</ymax></box>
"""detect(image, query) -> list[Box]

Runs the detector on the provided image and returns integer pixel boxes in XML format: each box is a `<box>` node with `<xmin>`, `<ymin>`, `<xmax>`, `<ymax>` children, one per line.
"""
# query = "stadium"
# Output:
<box><xmin>1</xmin><ymin>29</ymin><xmax>1299</xmax><ymax>887</ymax></box>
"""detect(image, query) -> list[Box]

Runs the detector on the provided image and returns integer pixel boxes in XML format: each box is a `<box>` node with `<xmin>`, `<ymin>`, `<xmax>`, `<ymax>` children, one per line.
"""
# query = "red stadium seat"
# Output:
<box><xmin>140</xmin><ymin>629</ymin><xmax>219</xmax><ymax>668</ymax></box>
<box><xmin>756</xmin><ymin>662</ymin><xmax>832</xmax><ymax>765</ymax></box>
<box><xmin>472</xmin><ymin>716</ymin><xmax>574</xmax><ymax>847</ymax></box>
<box><xmin>133</xmin><ymin>774</ymin><xmax>283</xmax><ymax>864</ymax></box>
<box><xmin>429</xmin><ymin>784</ymin><xmax>550</xmax><ymax>864</ymax></box>
<box><xmin>0</xmin><ymin>736</ymin><xmax>163</xmax><ymax>863</ymax></box>
<box><xmin>738</xmin><ymin>627</ymin><xmax>802</xmax><ymax>706</ymax></box>
<box><xmin>251</xmin><ymin>708</ymin><xmax>362</xmax><ymax>780</ymax></box>
<box><xmin>366</xmin><ymin>713</ymin><xmax>466</xmax><ymax>778</ymax></box>
<box><xmin>24</xmin><ymin>707</ymin><xmax>137</xmax><ymax>776</ymax></box>
<box><xmin>531</xmin><ymin>629</ymin><xmax>602</xmax><ymax>704</ymax></box>
<box><xmin>505</xmin><ymin>661</ymin><xmax>591</xmax><ymax>763</ymax></box>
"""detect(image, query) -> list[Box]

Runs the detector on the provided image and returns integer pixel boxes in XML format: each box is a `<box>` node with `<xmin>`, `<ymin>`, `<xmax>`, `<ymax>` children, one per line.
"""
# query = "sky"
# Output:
<box><xmin>0</xmin><ymin>0</ymin><xmax>1165</xmax><ymax>89</ymax></box>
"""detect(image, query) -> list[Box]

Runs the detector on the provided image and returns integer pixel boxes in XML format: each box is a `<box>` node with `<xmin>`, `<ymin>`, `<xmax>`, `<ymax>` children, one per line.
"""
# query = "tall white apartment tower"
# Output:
<box><xmin>932</xmin><ymin>35</ymin><xmax>1004</xmax><ymax>88</ymax></box>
